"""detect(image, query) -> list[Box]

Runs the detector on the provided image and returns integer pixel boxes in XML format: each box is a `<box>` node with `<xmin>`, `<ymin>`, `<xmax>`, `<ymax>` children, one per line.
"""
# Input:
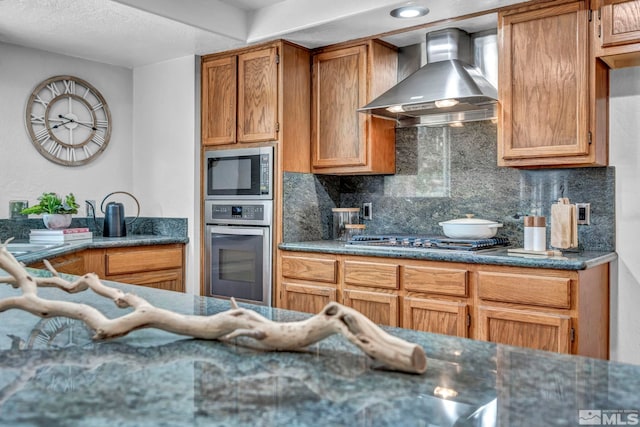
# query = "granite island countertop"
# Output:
<box><xmin>279</xmin><ymin>240</ymin><xmax>617</xmax><ymax>270</ymax></box>
<box><xmin>0</xmin><ymin>269</ymin><xmax>638</xmax><ymax>426</ymax></box>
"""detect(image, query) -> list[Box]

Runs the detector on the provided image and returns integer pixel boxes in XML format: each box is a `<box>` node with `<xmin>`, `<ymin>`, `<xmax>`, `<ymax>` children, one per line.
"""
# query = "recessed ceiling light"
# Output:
<box><xmin>390</xmin><ymin>6</ymin><xmax>429</xmax><ymax>19</ymax></box>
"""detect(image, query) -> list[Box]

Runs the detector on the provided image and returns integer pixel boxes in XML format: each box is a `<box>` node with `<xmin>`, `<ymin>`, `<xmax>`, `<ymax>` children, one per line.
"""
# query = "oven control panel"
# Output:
<box><xmin>213</xmin><ymin>204</ymin><xmax>264</xmax><ymax>220</ymax></box>
<box><xmin>205</xmin><ymin>200</ymin><xmax>272</xmax><ymax>226</ymax></box>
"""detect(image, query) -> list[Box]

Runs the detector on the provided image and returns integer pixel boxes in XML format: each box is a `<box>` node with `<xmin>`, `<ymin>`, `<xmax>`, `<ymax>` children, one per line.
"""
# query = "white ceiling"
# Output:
<box><xmin>0</xmin><ymin>0</ymin><xmax>525</xmax><ymax>68</ymax></box>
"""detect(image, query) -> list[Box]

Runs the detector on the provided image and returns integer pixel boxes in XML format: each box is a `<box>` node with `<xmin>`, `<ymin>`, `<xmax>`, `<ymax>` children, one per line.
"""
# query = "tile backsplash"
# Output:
<box><xmin>283</xmin><ymin>121</ymin><xmax>615</xmax><ymax>251</ymax></box>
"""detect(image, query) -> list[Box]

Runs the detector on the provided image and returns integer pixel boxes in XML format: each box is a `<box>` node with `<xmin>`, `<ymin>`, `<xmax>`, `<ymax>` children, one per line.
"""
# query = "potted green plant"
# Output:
<box><xmin>21</xmin><ymin>192</ymin><xmax>79</xmax><ymax>229</ymax></box>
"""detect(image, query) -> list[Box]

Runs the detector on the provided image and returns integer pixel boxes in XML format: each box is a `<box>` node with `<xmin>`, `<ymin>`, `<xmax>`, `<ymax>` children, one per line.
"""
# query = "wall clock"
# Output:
<box><xmin>25</xmin><ymin>75</ymin><xmax>112</xmax><ymax>166</ymax></box>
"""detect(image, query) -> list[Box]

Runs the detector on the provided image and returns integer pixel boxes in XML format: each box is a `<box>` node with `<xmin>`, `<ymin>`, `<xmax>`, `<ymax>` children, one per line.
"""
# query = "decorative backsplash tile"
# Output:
<box><xmin>284</xmin><ymin>121</ymin><xmax>615</xmax><ymax>251</ymax></box>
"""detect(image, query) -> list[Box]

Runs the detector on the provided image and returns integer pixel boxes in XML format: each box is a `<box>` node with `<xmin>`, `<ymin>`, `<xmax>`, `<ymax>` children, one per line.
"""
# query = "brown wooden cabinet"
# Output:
<box><xmin>343</xmin><ymin>289</ymin><xmax>399</xmax><ymax>327</ymax></box>
<box><xmin>498</xmin><ymin>1</ymin><xmax>608</xmax><ymax>167</ymax></box>
<box><xmin>29</xmin><ymin>251</ymin><xmax>88</xmax><ymax>276</ymax></box>
<box><xmin>403</xmin><ymin>297</ymin><xmax>470</xmax><ymax>338</ymax></box>
<box><xmin>276</xmin><ymin>249</ymin><xmax>610</xmax><ymax>358</ymax></box>
<box><xmin>29</xmin><ymin>244</ymin><xmax>186</xmax><ymax>293</ymax></box>
<box><xmin>201</xmin><ymin>56</ymin><xmax>237</xmax><ymax>146</ymax></box>
<box><xmin>201</xmin><ymin>46</ymin><xmax>277</xmax><ymax>146</ymax></box>
<box><xmin>201</xmin><ymin>40</ymin><xmax>311</xmax><ymax>172</ymax></box>
<box><xmin>600</xmin><ymin>0</ymin><xmax>640</xmax><ymax>46</ymax></box>
<box><xmin>342</xmin><ymin>259</ymin><xmax>400</xmax><ymax>326</ymax></box>
<box><xmin>311</xmin><ymin>40</ymin><xmax>397</xmax><ymax>175</ymax></box>
<box><xmin>97</xmin><ymin>245</ymin><xmax>185</xmax><ymax>292</ymax></box>
<box><xmin>477</xmin><ymin>306</ymin><xmax>572</xmax><ymax>353</ymax></box>
<box><xmin>280</xmin><ymin>253</ymin><xmax>338</xmax><ymax>312</ymax></box>
<box><xmin>476</xmin><ymin>269</ymin><xmax>573</xmax><ymax>353</ymax></box>
<box><xmin>281</xmin><ymin>282</ymin><xmax>337</xmax><ymax>314</ymax></box>
<box><xmin>402</xmin><ymin>264</ymin><xmax>471</xmax><ymax>337</ymax></box>
<box><xmin>475</xmin><ymin>264</ymin><xmax>609</xmax><ymax>358</ymax></box>
<box><xmin>594</xmin><ymin>0</ymin><xmax>640</xmax><ymax>68</ymax></box>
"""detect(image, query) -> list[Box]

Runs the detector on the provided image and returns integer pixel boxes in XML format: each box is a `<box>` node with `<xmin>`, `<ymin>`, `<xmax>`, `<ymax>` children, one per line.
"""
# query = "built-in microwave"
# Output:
<box><xmin>205</xmin><ymin>147</ymin><xmax>273</xmax><ymax>200</ymax></box>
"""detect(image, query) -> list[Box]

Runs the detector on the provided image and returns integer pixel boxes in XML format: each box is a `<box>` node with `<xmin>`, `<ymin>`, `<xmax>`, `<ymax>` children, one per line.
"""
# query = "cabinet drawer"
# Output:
<box><xmin>403</xmin><ymin>266</ymin><xmax>468</xmax><ymax>297</ymax></box>
<box><xmin>105</xmin><ymin>246</ymin><xmax>183</xmax><ymax>276</ymax></box>
<box><xmin>477</xmin><ymin>272</ymin><xmax>571</xmax><ymax>309</ymax></box>
<box><xmin>281</xmin><ymin>256</ymin><xmax>338</xmax><ymax>284</ymax></box>
<box><xmin>344</xmin><ymin>260</ymin><xmax>399</xmax><ymax>289</ymax></box>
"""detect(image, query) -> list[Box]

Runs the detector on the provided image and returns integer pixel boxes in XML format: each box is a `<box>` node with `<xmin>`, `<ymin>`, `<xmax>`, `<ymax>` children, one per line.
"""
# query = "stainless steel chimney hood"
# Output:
<box><xmin>358</xmin><ymin>28</ymin><xmax>498</xmax><ymax>127</ymax></box>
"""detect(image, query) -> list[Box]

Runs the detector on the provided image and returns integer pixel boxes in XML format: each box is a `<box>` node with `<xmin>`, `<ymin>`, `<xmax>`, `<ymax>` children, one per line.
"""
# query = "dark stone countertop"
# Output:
<box><xmin>1</xmin><ymin>217</ymin><xmax>189</xmax><ymax>265</ymax></box>
<box><xmin>0</xmin><ymin>273</ymin><xmax>638</xmax><ymax>426</ymax></box>
<box><xmin>10</xmin><ymin>234</ymin><xmax>189</xmax><ymax>265</ymax></box>
<box><xmin>279</xmin><ymin>240</ymin><xmax>617</xmax><ymax>270</ymax></box>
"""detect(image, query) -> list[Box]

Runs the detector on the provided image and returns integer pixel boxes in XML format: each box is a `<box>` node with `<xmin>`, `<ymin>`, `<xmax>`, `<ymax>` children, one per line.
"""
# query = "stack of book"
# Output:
<box><xmin>29</xmin><ymin>227</ymin><xmax>93</xmax><ymax>243</ymax></box>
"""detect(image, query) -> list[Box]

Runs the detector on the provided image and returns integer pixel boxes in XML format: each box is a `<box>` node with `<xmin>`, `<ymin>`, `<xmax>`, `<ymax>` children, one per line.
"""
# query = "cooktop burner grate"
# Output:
<box><xmin>347</xmin><ymin>235</ymin><xmax>510</xmax><ymax>251</ymax></box>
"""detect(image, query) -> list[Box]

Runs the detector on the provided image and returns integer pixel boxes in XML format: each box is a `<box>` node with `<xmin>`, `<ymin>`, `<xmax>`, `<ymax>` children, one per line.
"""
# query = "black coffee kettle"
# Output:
<box><xmin>100</xmin><ymin>191</ymin><xmax>140</xmax><ymax>237</ymax></box>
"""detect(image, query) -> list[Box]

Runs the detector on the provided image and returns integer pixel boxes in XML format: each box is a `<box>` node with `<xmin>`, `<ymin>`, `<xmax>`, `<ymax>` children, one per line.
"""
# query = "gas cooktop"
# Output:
<box><xmin>347</xmin><ymin>235</ymin><xmax>510</xmax><ymax>251</ymax></box>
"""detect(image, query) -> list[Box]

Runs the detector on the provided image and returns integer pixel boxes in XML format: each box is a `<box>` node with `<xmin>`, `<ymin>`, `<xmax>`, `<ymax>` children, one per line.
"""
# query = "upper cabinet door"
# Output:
<box><xmin>601</xmin><ymin>0</ymin><xmax>640</xmax><ymax>47</ymax></box>
<box><xmin>498</xmin><ymin>2</ymin><xmax>594</xmax><ymax>166</ymax></box>
<box><xmin>311</xmin><ymin>40</ymin><xmax>397</xmax><ymax>175</ymax></box>
<box><xmin>201</xmin><ymin>56</ymin><xmax>237</xmax><ymax>146</ymax></box>
<box><xmin>312</xmin><ymin>45</ymin><xmax>368</xmax><ymax>169</ymax></box>
<box><xmin>237</xmin><ymin>47</ymin><xmax>279</xmax><ymax>143</ymax></box>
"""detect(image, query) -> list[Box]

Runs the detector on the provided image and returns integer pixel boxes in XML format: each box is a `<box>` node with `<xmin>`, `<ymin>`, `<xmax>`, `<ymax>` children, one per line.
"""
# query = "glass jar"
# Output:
<box><xmin>345</xmin><ymin>223</ymin><xmax>366</xmax><ymax>241</ymax></box>
<box><xmin>332</xmin><ymin>208</ymin><xmax>360</xmax><ymax>241</ymax></box>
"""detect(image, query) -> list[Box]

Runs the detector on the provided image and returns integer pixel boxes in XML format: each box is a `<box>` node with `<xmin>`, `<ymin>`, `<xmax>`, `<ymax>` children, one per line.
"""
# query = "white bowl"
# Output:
<box><xmin>438</xmin><ymin>216</ymin><xmax>503</xmax><ymax>239</ymax></box>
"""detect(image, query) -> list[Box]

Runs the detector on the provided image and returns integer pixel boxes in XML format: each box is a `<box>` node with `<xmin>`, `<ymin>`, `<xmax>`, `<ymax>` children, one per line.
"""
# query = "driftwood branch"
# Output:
<box><xmin>0</xmin><ymin>239</ymin><xmax>426</xmax><ymax>374</ymax></box>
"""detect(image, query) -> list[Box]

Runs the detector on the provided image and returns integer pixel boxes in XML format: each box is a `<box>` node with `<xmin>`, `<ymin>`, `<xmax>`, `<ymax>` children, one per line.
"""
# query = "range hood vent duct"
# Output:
<box><xmin>358</xmin><ymin>28</ymin><xmax>498</xmax><ymax>127</ymax></box>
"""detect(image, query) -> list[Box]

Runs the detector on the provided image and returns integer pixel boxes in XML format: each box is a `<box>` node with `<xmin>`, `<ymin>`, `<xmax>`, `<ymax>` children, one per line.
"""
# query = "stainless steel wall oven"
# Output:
<box><xmin>204</xmin><ymin>147</ymin><xmax>274</xmax><ymax>306</ymax></box>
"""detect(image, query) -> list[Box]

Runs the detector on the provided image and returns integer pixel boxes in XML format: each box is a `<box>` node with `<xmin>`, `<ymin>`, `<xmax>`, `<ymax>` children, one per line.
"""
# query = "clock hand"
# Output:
<box><xmin>57</xmin><ymin>114</ymin><xmax>98</xmax><ymax>131</ymax></box>
<box><xmin>52</xmin><ymin>119</ymin><xmax>73</xmax><ymax>129</ymax></box>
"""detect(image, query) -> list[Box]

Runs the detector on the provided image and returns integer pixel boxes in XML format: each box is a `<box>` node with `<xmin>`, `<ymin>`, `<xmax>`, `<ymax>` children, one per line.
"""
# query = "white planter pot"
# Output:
<box><xmin>42</xmin><ymin>214</ymin><xmax>72</xmax><ymax>230</ymax></box>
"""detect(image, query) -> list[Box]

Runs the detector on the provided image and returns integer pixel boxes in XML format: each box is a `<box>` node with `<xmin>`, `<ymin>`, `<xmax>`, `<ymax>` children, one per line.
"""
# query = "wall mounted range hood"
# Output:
<box><xmin>358</xmin><ymin>28</ymin><xmax>498</xmax><ymax>127</ymax></box>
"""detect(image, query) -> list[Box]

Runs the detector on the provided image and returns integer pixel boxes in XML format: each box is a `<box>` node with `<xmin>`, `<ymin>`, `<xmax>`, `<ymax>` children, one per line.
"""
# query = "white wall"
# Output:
<box><xmin>132</xmin><ymin>56</ymin><xmax>200</xmax><ymax>295</ymax></box>
<box><xmin>0</xmin><ymin>42</ymin><xmax>134</xmax><ymax>213</ymax></box>
<box><xmin>609</xmin><ymin>66</ymin><xmax>640</xmax><ymax>365</ymax></box>
<box><xmin>0</xmin><ymin>42</ymin><xmax>200</xmax><ymax>295</ymax></box>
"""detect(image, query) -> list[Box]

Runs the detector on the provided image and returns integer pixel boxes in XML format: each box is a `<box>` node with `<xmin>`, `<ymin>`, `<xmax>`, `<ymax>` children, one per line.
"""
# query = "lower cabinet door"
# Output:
<box><xmin>282</xmin><ymin>282</ymin><xmax>337</xmax><ymax>314</ymax></box>
<box><xmin>342</xmin><ymin>289</ymin><xmax>399</xmax><ymax>327</ymax></box>
<box><xmin>403</xmin><ymin>297</ymin><xmax>469</xmax><ymax>338</ymax></box>
<box><xmin>478</xmin><ymin>306</ymin><xmax>572</xmax><ymax>353</ymax></box>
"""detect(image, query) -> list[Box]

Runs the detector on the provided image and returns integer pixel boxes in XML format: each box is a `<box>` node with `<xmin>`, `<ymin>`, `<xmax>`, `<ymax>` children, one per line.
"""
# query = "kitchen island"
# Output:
<box><xmin>0</xmin><ymin>268</ymin><xmax>638</xmax><ymax>426</ymax></box>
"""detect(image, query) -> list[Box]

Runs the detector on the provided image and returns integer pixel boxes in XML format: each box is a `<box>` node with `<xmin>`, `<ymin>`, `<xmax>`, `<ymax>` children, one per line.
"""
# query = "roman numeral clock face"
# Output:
<box><xmin>25</xmin><ymin>75</ymin><xmax>112</xmax><ymax>166</ymax></box>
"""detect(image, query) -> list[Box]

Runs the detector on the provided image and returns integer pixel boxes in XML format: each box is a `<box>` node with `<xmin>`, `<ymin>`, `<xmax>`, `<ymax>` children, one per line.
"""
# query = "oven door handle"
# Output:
<box><xmin>208</xmin><ymin>225</ymin><xmax>268</xmax><ymax>236</ymax></box>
